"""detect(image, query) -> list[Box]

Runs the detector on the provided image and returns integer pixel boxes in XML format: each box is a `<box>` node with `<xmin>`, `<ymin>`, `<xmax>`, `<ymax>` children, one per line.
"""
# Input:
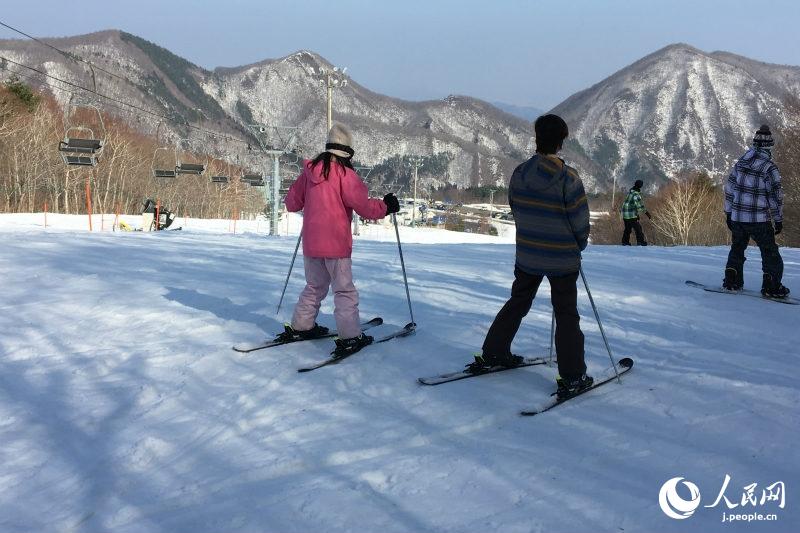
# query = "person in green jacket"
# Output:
<box><xmin>620</xmin><ymin>179</ymin><xmax>651</xmax><ymax>246</ymax></box>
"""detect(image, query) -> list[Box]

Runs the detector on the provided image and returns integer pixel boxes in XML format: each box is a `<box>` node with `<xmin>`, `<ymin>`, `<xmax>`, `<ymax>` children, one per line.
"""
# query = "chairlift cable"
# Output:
<box><xmin>0</xmin><ymin>19</ymin><xmax>136</xmax><ymax>87</ymax></box>
<box><xmin>0</xmin><ymin>55</ymin><xmax>251</xmax><ymax>146</ymax></box>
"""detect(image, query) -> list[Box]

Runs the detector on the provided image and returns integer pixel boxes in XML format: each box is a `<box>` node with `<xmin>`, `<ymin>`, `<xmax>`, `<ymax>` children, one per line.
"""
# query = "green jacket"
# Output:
<box><xmin>621</xmin><ymin>188</ymin><xmax>645</xmax><ymax>220</ymax></box>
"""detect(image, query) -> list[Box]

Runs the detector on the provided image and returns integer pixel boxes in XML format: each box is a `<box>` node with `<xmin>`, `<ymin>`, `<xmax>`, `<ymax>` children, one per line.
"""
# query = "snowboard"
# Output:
<box><xmin>685</xmin><ymin>280</ymin><xmax>798</xmax><ymax>305</ymax></box>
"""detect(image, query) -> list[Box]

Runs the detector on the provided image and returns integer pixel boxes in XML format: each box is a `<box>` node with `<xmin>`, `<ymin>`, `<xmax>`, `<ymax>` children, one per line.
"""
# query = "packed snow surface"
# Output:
<box><xmin>0</xmin><ymin>214</ymin><xmax>797</xmax><ymax>533</ymax></box>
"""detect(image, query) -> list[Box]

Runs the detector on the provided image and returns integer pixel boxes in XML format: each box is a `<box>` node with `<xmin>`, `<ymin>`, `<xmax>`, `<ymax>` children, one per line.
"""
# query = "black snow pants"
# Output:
<box><xmin>622</xmin><ymin>217</ymin><xmax>646</xmax><ymax>245</ymax></box>
<box><xmin>725</xmin><ymin>221</ymin><xmax>783</xmax><ymax>286</ymax></box>
<box><xmin>482</xmin><ymin>267</ymin><xmax>586</xmax><ymax>380</ymax></box>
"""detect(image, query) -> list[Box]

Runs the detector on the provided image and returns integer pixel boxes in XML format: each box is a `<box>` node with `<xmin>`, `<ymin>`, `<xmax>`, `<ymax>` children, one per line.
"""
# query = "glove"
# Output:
<box><xmin>726</xmin><ymin>213</ymin><xmax>732</xmax><ymax>231</ymax></box>
<box><xmin>775</xmin><ymin>221</ymin><xmax>782</xmax><ymax>235</ymax></box>
<box><xmin>645</xmin><ymin>211</ymin><xmax>652</xmax><ymax>220</ymax></box>
<box><xmin>383</xmin><ymin>193</ymin><xmax>400</xmax><ymax>215</ymax></box>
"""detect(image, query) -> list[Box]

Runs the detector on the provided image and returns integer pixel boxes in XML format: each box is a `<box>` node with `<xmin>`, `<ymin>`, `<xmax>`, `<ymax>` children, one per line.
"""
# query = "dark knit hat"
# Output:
<box><xmin>753</xmin><ymin>125</ymin><xmax>774</xmax><ymax>148</ymax></box>
<box><xmin>633</xmin><ymin>179</ymin><xmax>644</xmax><ymax>190</ymax></box>
<box><xmin>325</xmin><ymin>123</ymin><xmax>355</xmax><ymax>159</ymax></box>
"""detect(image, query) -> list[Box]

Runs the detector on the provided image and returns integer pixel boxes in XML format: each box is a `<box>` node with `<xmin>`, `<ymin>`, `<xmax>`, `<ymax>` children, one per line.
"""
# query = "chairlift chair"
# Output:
<box><xmin>58</xmin><ymin>100</ymin><xmax>106</xmax><ymax>167</ymax></box>
<box><xmin>242</xmin><ymin>172</ymin><xmax>264</xmax><ymax>187</ymax></box>
<box><xmin>210</xmin><ymin>158</ymin><xmax>235</xmax><ymax>184</ymax></box>
<box><xmin>151</xmin><ymin>123</ymin><xmax>177</xmax><ymax>178</ymax></box>
<box><xmin>177</xmin><ymin>162</ymin><xmax>206</xmax><ymax>175</ymax></box>
<box><xmin>151</xmin><ymin>146</ymin><xmax>177</xmax><ymax>178</ymax></box>
<box><xmin>176</xmin><ymin>138</ymin><xmax>207</xmax><ymax>176</ymax></box>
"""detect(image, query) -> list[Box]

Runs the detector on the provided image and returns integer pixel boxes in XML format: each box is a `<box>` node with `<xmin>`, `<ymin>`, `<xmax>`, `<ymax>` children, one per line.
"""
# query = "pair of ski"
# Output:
<box><xmin>232</xmin><ymin>317</ymin><xmax>416</xmax><ymax>372</ymax></box>
<box><xmin>418</xmin><ymin>356</ymin><xmax>634</xmax><ymax>416</ymax></box>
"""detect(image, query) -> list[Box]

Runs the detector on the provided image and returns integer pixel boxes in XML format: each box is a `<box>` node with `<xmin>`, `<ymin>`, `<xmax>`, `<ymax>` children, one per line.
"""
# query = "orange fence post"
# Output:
<box><xmin>155</xmin><ymin>199</ymin><xmax>161</xmax><ymax>231</ymax></box>
<box><xmin>85</xmin><ymin>177</ymin><xmax>93</xmax><ymax>232</ymax></box>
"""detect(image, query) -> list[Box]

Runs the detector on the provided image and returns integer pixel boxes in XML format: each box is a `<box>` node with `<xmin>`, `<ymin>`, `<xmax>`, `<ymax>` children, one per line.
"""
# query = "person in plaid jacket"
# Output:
<box><xmin>620</xmin><ymin>180</ymin><xmax>651</xmax><ymax>245</ymax></box>
<box><xmin>723</xmin><ymin>125</ymin><xmax>789</xmax><ymax>297</ymax></box>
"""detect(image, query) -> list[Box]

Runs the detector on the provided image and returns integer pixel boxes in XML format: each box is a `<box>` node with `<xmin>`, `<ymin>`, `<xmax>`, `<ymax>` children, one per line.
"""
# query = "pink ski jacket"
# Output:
<box><xmin>285</xmin><ymin>160</ymin><xmax>387</xmax><ymax>258</ymax></box>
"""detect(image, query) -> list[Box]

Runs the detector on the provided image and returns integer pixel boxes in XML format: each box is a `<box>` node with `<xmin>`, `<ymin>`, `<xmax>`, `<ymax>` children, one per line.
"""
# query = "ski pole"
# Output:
<box><xmin>548</xmin><ymin>308</ymin><xmax>555</xmax><ymax>364</ymax></box>
<box><xmin>580</xmin><ymin>266</ymin><xmax>620</xmax><ymax>383</ymax></box>
<box><xmin>276</xmin><ymin>232</ymin><xmax>302</xmax><ymax>315</ymax></box>
<box><xmin>392</xmin><ymin>213</ymin><xmax>415</xmax><ymax>325</ymax></box>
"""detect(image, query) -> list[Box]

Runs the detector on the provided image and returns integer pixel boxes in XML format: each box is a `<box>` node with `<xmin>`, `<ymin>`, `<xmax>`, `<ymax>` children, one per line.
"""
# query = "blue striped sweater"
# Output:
<box><xmin>509</xmin><ymin>154</ymin><xmax>590</xmax><ymax>276</ymax></box>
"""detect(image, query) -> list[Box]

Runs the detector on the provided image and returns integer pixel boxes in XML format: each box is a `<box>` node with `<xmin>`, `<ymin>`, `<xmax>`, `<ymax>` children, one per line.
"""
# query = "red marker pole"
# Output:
<box><xmin>85</xmin><ymin>177</ymin><xmax>93</xmax><ymax>232</ymax></box>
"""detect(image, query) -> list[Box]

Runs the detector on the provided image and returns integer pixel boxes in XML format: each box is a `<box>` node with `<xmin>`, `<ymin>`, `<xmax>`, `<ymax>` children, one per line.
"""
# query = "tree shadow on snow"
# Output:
<box><xmin>163</xmin><ymin>286</ymin><xmax>280</xmax><ymax>334</ymax></box>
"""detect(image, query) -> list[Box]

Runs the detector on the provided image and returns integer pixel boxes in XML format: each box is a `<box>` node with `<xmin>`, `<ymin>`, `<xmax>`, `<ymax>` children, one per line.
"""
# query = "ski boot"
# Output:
<box><xmin>332</xmin><ymin>333</ymin><xmax>373</xmax><ymax>358</ymax></box>
<box><xmin>467</xmin><ymin>352</ymin><xmax>524</xmax><ymax>373</ymax></box>
<box><xmin>556</xmin><ymin>373</ymin><xmax>594</xmax><ymax>401</ymax></box>
<box><xmin>761</xmin><ymin>273</ymin><xmax>790</xmax><ymax>299</ymax></box>
<box><xmin>722</xmin><ymin>267</ymin><xmax>743</xmax><ymax>291</ymax></box>
<box><xmin>275</xmin><ymin>323</ymin><xmax>329</xmax><ymax>343</ymax></box>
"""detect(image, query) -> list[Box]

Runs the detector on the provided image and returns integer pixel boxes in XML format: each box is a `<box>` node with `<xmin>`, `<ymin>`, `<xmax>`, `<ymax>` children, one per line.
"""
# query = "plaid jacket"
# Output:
<box><xmin>621</xmin><ymin>189</ymin><xmax>645</xmax><ymax>220</ymax></box>
<box><xmin>724</xmin><ymin>148</ymin><xmax>783</xmax><ymax>223</ymax></box>
<box><xmin>509</xmin><ymin>154</ymin><xmax>590</xmax><ymax>276</ymax></box>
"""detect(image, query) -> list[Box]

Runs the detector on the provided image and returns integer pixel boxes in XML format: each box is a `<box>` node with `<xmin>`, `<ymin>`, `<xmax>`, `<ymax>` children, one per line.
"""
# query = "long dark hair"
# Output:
<box><xmin>309</xmin><ymin>152</ymin><xmax>354</xmax><ymax>179</ymax></box>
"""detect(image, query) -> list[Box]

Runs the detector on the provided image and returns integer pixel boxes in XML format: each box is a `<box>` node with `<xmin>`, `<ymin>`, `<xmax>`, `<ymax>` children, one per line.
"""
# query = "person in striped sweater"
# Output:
<box><xmin>473</xmin><ymin>114</ymin><xmax>593</xmax><ymax>400</ymax></box>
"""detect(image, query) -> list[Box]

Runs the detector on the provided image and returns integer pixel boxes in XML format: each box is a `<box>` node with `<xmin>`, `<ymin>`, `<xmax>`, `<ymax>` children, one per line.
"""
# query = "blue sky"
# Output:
<box><xmin>1</xmin><ymin>0</ymin><xmax>798</xmax><ymax>109</ymax></box>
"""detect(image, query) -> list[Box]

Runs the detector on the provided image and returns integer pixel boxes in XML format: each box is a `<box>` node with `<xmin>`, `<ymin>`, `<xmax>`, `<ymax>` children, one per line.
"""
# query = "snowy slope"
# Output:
<box><xmin>0</xmin><ymin>215</ymin><xmax>797</xmax><ymax>533</ymax></box>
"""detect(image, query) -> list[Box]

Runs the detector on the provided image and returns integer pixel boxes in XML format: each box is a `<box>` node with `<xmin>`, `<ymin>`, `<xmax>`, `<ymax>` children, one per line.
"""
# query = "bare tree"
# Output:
<box><xmin>773</xmin><ymin>96</ymin><xmax>800</xmax><ymax>247</ymax></box>
<box><xmin>649</xmin><ymin>174</ymin><xmax>725</xmax><ymax>246</ymax></box>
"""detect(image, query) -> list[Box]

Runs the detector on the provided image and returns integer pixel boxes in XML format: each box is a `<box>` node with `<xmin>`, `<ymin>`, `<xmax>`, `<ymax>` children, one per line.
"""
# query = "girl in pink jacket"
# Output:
<box><xmin>283</xmin><ymin>123</ymin><xmax>400</xmax><ymax>356</ymax></box>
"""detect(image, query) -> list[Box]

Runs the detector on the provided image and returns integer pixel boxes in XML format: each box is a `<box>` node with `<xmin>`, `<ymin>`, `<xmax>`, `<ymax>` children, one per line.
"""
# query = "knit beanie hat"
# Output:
<box><xmin>753</xmin><ymin>125</ymin><xmax>774</xmax><ymax>148</ymax></box>
<box><xmin>325</xmin><ymin>123</ymin><xmax>355</xmax><ymax>159</ymax></box>
<box><xmin>633</xmin><ymin>179</ymin><xmax>644</xmax><ymax>190</ymax></box>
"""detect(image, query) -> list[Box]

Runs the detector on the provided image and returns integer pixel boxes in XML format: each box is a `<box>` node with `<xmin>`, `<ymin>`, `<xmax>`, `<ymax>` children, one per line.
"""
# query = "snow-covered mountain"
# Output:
<box><xmin>0</xmin><ymin>30</ymin><xmax>533</xmax><ymax>188</ymax></box>
<box><xmin>207</xmin><ymin>49</ymin><xmax>534</xmax><ymax>188</ymax></box>
<box><xmin>1</xmin><ymin>33</ymin><xmax>798</xmax><ymax>191</ymax></box>
<box><xmin>553</xmin><ymin>43</ymin><xmax>800</xmax><ymax>191</ymax></box>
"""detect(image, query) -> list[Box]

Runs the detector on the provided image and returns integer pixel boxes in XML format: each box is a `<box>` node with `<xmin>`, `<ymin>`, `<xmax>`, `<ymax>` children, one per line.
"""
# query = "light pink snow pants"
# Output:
<box><xmin>291</xmin><ymin>257</ymin><xmax>361</xmax><ymax>339</ymax></box>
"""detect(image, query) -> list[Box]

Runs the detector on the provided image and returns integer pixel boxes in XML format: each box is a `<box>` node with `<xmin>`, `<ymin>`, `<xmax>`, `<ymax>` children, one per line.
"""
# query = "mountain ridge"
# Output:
<box><xmin>1</xmin><ymin>30</ymin><xmax>797</xmax><ymax>192</ymax></box>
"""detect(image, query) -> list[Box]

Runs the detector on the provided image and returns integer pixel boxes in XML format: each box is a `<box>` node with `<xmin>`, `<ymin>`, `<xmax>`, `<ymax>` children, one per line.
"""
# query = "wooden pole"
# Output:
<box><xmin>85</xmin><ymin>177</ymin><xmax>93</xmax><ymax>232</ymax></box>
